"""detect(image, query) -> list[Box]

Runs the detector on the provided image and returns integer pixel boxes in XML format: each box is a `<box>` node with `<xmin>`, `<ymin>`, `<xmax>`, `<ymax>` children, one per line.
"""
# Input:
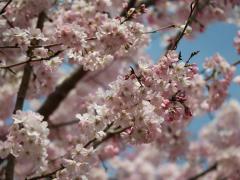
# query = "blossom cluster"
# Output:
<box><xmin>234</xmin><ymin>30</ymin><xmax>240</xmax><ymax>54</ymax></box>
<box><xmin>203</xmin><ymin>54</ymin><xmax>235</xmax><ymax>111</ymax></box>
<box><xmin>103</xmin><ymin>100</ymin><xmax>240</xmax><ymax>180</ymax></box>
<box><xmin>45</xmin><ymin>50</ymin><xmax>237</xmax><ymax>178</ymax></box>
<box><xmin>4</xmin><ymin>0</ymin><xmax>53</xmax><ymax>27</ymax></box>
<box><xmin>0</xmin><ymin>111</ymin><xmax>49</xmax><ymax>177</ymax></box>
<box><xmin>64</xmin><ymin>18</ymin><xmax>149</xmax><ymax>71</ymax></box>
<box><xmin>2</xmin><ymin>27</ymin><xmax>47</xmax><ymax>50</ymax></box>
<box><xmin>74</xmin><ymin>51</ymin><xmax>198</xmax><ymax>147</ymax></box>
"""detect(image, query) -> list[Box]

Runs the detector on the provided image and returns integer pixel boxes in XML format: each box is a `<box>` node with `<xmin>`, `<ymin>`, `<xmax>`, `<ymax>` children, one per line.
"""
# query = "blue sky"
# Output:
<box><xmin>147</xmin><ymin>22</ymin><xmax>240</xmax><ymax>138</ymax></box>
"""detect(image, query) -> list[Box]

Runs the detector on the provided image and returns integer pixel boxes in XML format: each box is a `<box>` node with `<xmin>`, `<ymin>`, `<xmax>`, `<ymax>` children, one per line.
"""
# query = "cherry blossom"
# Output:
<box><xmin>4</xmin><ymin>110</ymin><xmax>49</xmax><ymax>177</ymax></box>
<box><xmin>0</xmin><ymin>0</ymin><xmax>239</xmax><ymax>179</ymax></box>
<box><xmin>234</xmin><ymin>30</ymin><xmax>240</xmax><ymax>54</ymax></box>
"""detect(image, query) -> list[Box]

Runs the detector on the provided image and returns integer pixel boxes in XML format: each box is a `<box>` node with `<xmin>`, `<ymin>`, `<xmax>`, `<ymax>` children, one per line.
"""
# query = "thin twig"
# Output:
<box><xmin>33</xmin><ymin>43</ymin><xmax>62</xmax><ymax>48</ymax></box>
<box><xmin>142</xmin><ymin>24</ymin><xmax>176</xmax><ymax>34</ymax></box>
<box><xmin>0</xmin><ymin>0</ymin><xmax>12</xmax><ymax>15</ymax></box>
<box><xmin>188</xmin><ymin>163</ymin><xmax>218</xmax><ymax>180</ymax></box>
<box><xmin>0</xmin><ymin>43</ymin><xmax>62</xmax><ymax>49</ymax></box>
<box><xmin>26</xmin><ymin>166</ymin><xmax>64</xmax><ymax>180</ymax></box>
<box><xmin>49</xmin><ymin>119</ymin><xmax>79</xmax><ymax>129</ymax></box>
<box><xmin>185</xmin><ymin>50</ymin><xmax>200</xmax><ymax>65</ymax></box>
<box><xmin>27</xmin><ymin>125</ymin><xmax>131</xmax><ymax>180</ymax></box>
<box><xmin>231</xmin><ymin>60</ymin><xmax>240</xmax><ymax>66</ymax></box>
<box><xmin>2</xmin><ymin>14</ymin><xmax>14</xmax><ymax>27</ymax></box>
<box><xmin>169</xmin><ymin>0</ymin><xmax>199</xmax><ymax>50</ymax></box>
<box><xmin>84</xmin><ymin>122</ymin><xmax>114</xmax><ymax>148</ymax></box>
<box><xmin>204</xmin><ymin>59</ymin><xmax>240</xmax><ymax>81</ymax></box>
<box><xmin>0</xmin><ymin>50</ymin><xmax>63</xmax><ymax>69</ymax></box>
<box><xmin>0</xmin><ymin>45</ymin><xmax>19</xmax><ymax>49</ymax></box>
<box><xmin>93</xmin><ymin>126</ymin><xmax>131</xmax><ymax>149</ymax></box>
<box><xmin>166</xmin><ymin>0</ymin><xmax>210</xmax><ymax>51</ymax></box>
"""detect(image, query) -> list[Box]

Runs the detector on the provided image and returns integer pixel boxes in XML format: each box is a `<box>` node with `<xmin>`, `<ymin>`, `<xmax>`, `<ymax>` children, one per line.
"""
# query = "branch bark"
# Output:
<box><xmin>188</xmin><ymin>163</ymin><xmax>218</xmax><ymax>180</ymax></box>
<box><xmin>49</xmin><ymin>119</ymin><xmax>79</xmax><ymax>129</ymax></box>
<box><xmin>167</xmin><ymin>0</ymin><xmax>210</xmax><ymax>50</ymax></box>
<box><xmin>5</xmin><ymin>11</ymin><xmax>46</xmax><ymax>180</ymax></box>
<box><xmin>0</xmin><ymin>0</ymin><xmax>12</xmax><ymax>15</ymax></box>
<box><xmin>0</xmin><ymin>50</ymin><xmax>63</xmax><ymax>69</ymax></box>
<box><xmin>37</xmin><ymin>66</ymin><xmax>88</xmax><ymax>121</ymax></box>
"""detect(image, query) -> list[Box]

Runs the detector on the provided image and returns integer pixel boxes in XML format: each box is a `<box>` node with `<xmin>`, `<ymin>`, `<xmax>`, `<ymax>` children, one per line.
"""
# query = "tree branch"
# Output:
<box><xmin>2</xmin><ymin>14</ymin><xmax>14</xmax><ymax>27</ymax></box>
<box><xmin>0</xmin><ymin>50</ymin><xmax>63</xmax><ymax>69</ymax></box>
<box><xmin>49</xmin><ymin>119</ymin><xmax>79</xmax><ymax>129</ymax></box>
<box><xmin>5</xmin><ymin>11</ymin><xmax>46</xmax><ymax>180</ymax></box>
<box><xmin>92</xmin><ymin>126</ymin><xmax>131</xmax><ymax>149</ymax></box>
<box><xmin>168</xmin><ymin>0</ymin><xmax>199</xmax><ymax>50</ymax></box>
<box><xmin>0</xmin><ymin>0</ymin><xmax>12</xmax><ymax>15</ymax></box>
<box><xmin>167</xmin><ymin>0</ymin><xmax>210</xmax><ymax>50</ymax></box>
<box><xmin>26</xmin><ymin>166</ymin><xmax>64</xmax><ymax>180</ymax></box>
<box><xmin>188</xmin><ymin>163</ymin><xmax>218</xmax><ymax>180</ymax></box>
<box><xmin>232</xmin><ymin>60</ymin><xmax>240</xmax><ymax>66</ymax></box>
<box><xmin>37</xmin><ymin>66</ymin><xmax>88</xmax><ymax>121</ymax></box>
<box><xmin>27</xmin><ymin>125</ymin><xmax>131</xmax><ymax>180</ymax></box>
<box><xmin>0</xmin><ymin>45</ymin><xmax>19</xmax><ymax>49</ymax></box>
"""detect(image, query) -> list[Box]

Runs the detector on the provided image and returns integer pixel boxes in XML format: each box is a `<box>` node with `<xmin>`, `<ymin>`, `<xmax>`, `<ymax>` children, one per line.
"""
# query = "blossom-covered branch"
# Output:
<box><xmin>0</xmin><ymin>50</ymin><xmax>63</xmax><ymax>69</ymax></box>
<box><xmin>188</xmin><ymin>163</ymin><xmax>218</xmax><ymax>180</ymax></box>
<box><xmin>169</xmin><ymin>0</ymin><xmax>199</xmax><ymax>50</ymax></box>
<box><xmin>5</xmin><ymin>11</ymin><xmax>46</xmax><ymax>180</ymax></box>
<box><xmin>167</xmin><ymin>0</ymin><xmax>210</xmax><ymax>50</ymax></box>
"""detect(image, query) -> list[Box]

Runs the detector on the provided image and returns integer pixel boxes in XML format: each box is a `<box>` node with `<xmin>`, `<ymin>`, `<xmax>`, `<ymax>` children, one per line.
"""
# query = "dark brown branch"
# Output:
<box><xmin>0</xmin><ymin>50</ymin><xmax>63</xmax><ymax>69</ymax></box>
<box><xmin>232</xmin><ymin>60</ymin><xmax>240</xmax><ymax>66</ymax></box>
<box><xmin>0</xmin><ymin>43</ymin><xmax>63</xmax><ymax>50</ymax></box>
<box><xmin>142</xmin><ymin>24</ymin><xmax>176</xmax><ymax>34</ymax></box>
<box><xmin>84</xmin><ymin>122</ymin><xmax>115</xmax><ymax>148</ymax></box>
<box><xmin>2</xmin><ymin>14</ymin><xmax>14</xmax><ymax>27</ymax></box>
<box><xmin>93</xmin><ymin>126</ymin><xmax>131</xmax><ymax>149</ymax></box>
<box><xmin>26</xmin><ymin>166</ymin><xmax>64</xmax><ymax>180</ymax></box>
<box><xmin>31</xmin><ymin>50</ymin><xmax>63</xmax><ymax>62</ymax></box>
<box><xmin>36</xmin><ymin>11</ymin><xmax>46</xmax><ymax>30</ymax></box>
<box><xmin>5</xmin><ymin>63</ymin><xmax>32</xmax><ymax>180</ymax></box>
<box><xmin>0</xmin><ymin>60</ymin><xmax>29</xmax><ymax>69</ymax></box>
<box><xmin>33</xmin><ymin>43</ymin><xmax>62</xmax><ymax>49</ymax></box>
<box><xmin>167</xmin><ymin>0</ymin><xmax>210</xmax><ymax>50</ymax></box>
<box><xmin>5</xmin><ymin>11</ymin><xmax>46</xmax><ymax>180</ymax></box>
<box><xmin>5</xmin><ymin>49</ymin><xmax>32</xmax><ymax>180</ymax></box>
<box><xmin>85</xmin><ymin>37</ymin><xmax>97</xmax><ymax>41</ymax></box>
<box><xmin>0</xmin><ymin>0</ymin><xmax>12</xmax><ymax>15</ymax></box>
<box><xmin>188</xmin><ymin>163</ymin><xmax>218</xmax><ymax>180</ymax></box>
<box><xmin>169</xmin><ymin>0</ymin><xmax>199</xmax><ymax>50</ymax></box>
<box><xmin>13</xmin><ymin>63</ymin><xmax>32</xmax><ymax>112</ymax></box>
<box><xmin>49</xmin><ymin>119</ymin><xmax>79</xmax><ymax>129</ymax></box>
<box><xmin>0</xmin><ymin>45</ymin><xmax>19</xmax><ymax>49</ymax></box>
<box><xmin>37</xmin><ymin>66</ymin><xmax>88</xmax><ymax>121</ymax></box>
<box><xmin>5</xmin><ymin>154</ymin><xmax>14</xmax><ymax>180</ymax></box>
